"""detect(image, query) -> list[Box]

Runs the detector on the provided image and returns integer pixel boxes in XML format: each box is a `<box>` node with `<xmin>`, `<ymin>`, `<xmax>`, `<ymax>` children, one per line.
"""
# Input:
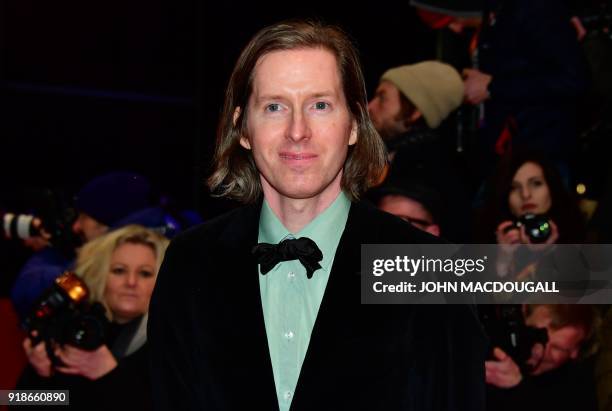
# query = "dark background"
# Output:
<box><xmin>0</xmin><ymin>0</ymin><xmax>436</xmax><ymax>217</ymax></box>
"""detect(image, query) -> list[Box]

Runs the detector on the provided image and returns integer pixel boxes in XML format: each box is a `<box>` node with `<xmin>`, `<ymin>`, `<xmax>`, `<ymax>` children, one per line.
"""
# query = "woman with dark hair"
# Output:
<box><xmin>476</xmin><ymin>150</ymin><xmax>586</xmax><ymax>280</ymax></box>
<box><xmin>479</xmin><ymin>150</ymin><xmax>585</xmax><ymax>245</ymax></box>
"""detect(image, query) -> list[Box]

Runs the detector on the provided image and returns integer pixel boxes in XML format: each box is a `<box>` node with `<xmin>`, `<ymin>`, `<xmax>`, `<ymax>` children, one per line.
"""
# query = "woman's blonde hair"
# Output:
<box><xmin>74</xmin><ymin>225</ymin><xmax>169</xmax><ymax>321</ymax></box>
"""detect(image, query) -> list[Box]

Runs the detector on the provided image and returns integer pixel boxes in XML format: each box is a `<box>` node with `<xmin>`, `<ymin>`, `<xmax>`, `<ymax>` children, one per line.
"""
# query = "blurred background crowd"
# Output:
<box><xmin>2</xmin><ymin>0</ymin><xmax>612</xmax><ymax>410</ymax></box>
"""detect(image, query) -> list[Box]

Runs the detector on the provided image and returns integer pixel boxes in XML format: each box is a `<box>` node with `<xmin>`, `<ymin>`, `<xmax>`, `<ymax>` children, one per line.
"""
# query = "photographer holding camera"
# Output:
<box><xmin>485</xmin><ymin>304</ymin><xmax>599</xmax><ymax>411</ymax></box>
<box><xmin>11</xmin><ymin>172</ymin><xmax>165</xmax><ymax>320</ymax></box>
<box><xmin>476</xmin><ymin>150</ymin><xmax>586</xmax><ymax>279</ymax></box>
<box><xmin>15</xmin><ymin>225</ymin><xmax>168</xmax><ymax>411</ymax></box>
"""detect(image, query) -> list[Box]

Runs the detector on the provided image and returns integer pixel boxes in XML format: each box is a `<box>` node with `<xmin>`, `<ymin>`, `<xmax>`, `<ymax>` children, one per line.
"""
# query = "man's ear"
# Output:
<box><xmin>348</xmin><ymin>119</ymin><xmax>358</xmax><ymax>146</ymax></box>
<box><xmin>234</xmin><ymin>107</ymin><xmax>251</xmax><ymax>150</ymax></box>
<box><xmin>570</xmin><ymin>339</ymin><xmax>583</xmax><ymax>360</ymax></box>
<box><xmin>570</xmin><ymin>348</ymin><xmax>580</xmax><ymax>360</ymax></box>
<box><xmin>240</xmin><ymin>136</ymin><xmax>251</xmax><ymax>150</ymax></box>
<box><xmin>404</xmin><ymin>109</ymin><xmax>423</xmax><ymax>128</ymax></box>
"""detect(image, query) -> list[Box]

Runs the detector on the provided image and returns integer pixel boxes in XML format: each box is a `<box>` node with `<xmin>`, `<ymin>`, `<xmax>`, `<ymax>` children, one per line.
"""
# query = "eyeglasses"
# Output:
<box><xmin>397</xmin><ymin>215</ymin><xmax>434</xmax><ymax>230</ymax></box>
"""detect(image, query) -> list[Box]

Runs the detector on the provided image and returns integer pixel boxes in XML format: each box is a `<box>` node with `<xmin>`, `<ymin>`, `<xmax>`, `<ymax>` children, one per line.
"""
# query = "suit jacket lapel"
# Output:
<box><xmin>291</xmin><ymin>201</ymin><xmax>365</xmax><ymax>406</ymax></box>
<box><xmin>214</xmin><ymin>202</ymin><xmax>279</xmax><ymax>410</ymax></box>
<box><xmin>290</xmin><ymin>202</ymin><xmax>419</xmax><ymax>410</ymax></box>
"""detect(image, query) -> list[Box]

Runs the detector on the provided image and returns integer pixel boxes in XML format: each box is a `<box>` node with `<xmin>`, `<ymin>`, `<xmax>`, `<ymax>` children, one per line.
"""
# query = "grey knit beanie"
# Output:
<box><xmin>381</xmin><ymin>61</ymin><xmax>464</xmax><ymax>128</ymax></box>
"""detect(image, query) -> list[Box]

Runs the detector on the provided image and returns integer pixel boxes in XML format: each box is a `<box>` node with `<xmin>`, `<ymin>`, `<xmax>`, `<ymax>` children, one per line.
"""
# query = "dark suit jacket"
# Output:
<box><xmin>148</xmin><ymin>200</ymin><xmax>486</xmax><ymax>410</ymax></box>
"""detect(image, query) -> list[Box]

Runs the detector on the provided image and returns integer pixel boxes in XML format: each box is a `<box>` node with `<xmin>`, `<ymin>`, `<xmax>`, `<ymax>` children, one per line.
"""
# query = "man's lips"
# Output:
<box><xmin>522</xmin><ymin>203</ymin><xmax>536</xmax><ymax>211</ymax></box>
<box><xmin>279</xmin><ymin>152</ymin><xmax>317</xmax><ymax>161</ymax></box>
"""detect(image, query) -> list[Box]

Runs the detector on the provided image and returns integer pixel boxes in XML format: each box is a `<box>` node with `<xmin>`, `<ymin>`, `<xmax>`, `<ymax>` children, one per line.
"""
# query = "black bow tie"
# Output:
<box><xmin>252</xmin><ymin>237</ymin><xmax>323</xmax><ymax>279</ymax></box>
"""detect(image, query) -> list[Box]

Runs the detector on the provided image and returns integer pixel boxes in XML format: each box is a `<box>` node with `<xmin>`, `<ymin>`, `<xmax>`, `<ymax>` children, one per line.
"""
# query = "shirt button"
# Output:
<box><xmin>284</xmin><ymin>330</ymin><xmax>294</xmax><ymax>340</ymax></box>
<box><xmin>287</xmin><ymin>271</ymin><xmax>295</xmax><ymax>280</ymax></box>
<box><xmin>283</xmin><ymin>391</ymin><xmax>293</xmax><ymax>401</ymax></box>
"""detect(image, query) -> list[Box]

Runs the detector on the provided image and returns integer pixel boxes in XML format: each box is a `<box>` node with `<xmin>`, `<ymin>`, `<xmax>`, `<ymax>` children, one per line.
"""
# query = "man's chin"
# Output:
<box><xmin>272</xmin><ymin>184</ymin><xmax>341</xmax><ymax>203</ymax></box>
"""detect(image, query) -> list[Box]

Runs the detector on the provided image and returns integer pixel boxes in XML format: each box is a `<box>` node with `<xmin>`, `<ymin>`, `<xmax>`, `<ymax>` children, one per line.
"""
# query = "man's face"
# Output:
<box><xmin>241</xmin><ymin>48</ymin><xmax>357</xmax><ymax>203</ymax></box>
<box><xmin>526</xmin><ymin>306</ymin><xmax>585</xmax><ymax>375</ymax></box>
<box><xmin>72</xmin><ymin>212</ymin><xmax>108</xmax><ymax>242</ymax></box>
<box><xmin>368</xmin><ymin>81</ymin><xmax>407</xmax><ymax>140</ymax></box>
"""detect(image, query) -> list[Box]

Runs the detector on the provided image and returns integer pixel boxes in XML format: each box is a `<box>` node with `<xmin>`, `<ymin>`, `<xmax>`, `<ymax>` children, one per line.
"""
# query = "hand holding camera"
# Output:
<box><xmin>23</xmin><ymin>334</ymin><xmax>53</xmax><ymax>378</ymax></box>
<box><xmin>480</xmin><ymin>305</ymin><xmax>548</xmax><ymax>389</ymax></box>
<box><xmin>485</xmin><ymin>347</ymin><xmax>523</xmax><ymax>388</ymax></box>
<box><xmin>501</xmin><ymin>214</ymin><xmax>558</xmax><ymax>245</ymax></box>
<box><xmin>23</xmin><ymin>336</ymin><xmax>117</xmax><ymax>380</ymax></box>
<box><xmin>21</xmin><ymin>272</ymin><xmax>116</xmax><ymax>379</ymax></box>
<box><xmin>496</xmin><ymin>214</ymin><xmax>559</xmax><ymax>277</ymax></box>
<box><xmin>53</xmin><ymin>344</ymin><xmax>118</xmax><ymax>380</ymax></box>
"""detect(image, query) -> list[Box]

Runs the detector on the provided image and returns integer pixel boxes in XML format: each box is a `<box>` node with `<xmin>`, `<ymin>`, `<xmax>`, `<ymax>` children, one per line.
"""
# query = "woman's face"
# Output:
<box><xmin>508</xmin><ymin>162</ymin><xmax>552</xmax><ymax>217</ymax></box>
<box><xmin>104</xmin><ymin>243</ymin><xmax>157</xmax><ymax>324</ymax></box>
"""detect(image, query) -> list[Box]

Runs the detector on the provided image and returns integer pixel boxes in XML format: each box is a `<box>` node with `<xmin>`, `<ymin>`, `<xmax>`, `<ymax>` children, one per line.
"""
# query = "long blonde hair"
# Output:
<box><xmin>74</xmin><ymin>225</ymin><xmax>169</xmax><ymax>320</ymax></box>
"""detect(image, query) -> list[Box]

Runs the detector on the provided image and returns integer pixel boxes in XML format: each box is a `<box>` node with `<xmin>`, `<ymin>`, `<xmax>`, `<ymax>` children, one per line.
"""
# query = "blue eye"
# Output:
<box><xmin>266</xmin><ymin>103</ymin><xmax>281</xmax><ymax>112</ymax></box>
<box><xmin>314</xmin><ymin>101</ymin><xmax>329</xmax><ymax>110</ymax></box>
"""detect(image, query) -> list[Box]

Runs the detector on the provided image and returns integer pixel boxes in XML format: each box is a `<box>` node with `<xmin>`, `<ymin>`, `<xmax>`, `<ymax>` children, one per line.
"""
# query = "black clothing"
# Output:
<box><xmin>478</xmin><ymin>0</ymin><xmax>589</xmax><ymax>174</ymax></box>
<box><xmin>14</xmin><ymin>317</ymin><xmax>152</xmax><ymax>411</ymax></box>
<box><xmin>386</xmin><ymin>127</ymin><xmax>473</xmax><ymax>242</ymax></box>
<box><xmin>148</xmin><ymin>200</ymin><xmax>487</xmax><ymax>411</ymax></box>
<box><xmin>253</xmin><ymin>237</ymin><xmax>322</xmax><ymax>278</ymax></box>
<box><xmin>486</xmin><ymin>361</ymin><xmax>598</xmax><ymax>411</ymax></box>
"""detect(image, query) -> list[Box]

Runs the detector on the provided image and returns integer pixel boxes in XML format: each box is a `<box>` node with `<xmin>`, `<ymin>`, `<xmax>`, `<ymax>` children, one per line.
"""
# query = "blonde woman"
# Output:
<box><xmin>17</xmin><ymin>225</ymin><xmax>168</xmax><ymax>411</ymax></box>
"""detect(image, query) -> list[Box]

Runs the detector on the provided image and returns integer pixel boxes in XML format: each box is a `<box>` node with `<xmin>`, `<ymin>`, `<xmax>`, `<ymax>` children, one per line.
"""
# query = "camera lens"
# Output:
<box><xmin>518</xmin><ymin>214</ymin><xmax>551</xmax><ymax>243</ymax></box>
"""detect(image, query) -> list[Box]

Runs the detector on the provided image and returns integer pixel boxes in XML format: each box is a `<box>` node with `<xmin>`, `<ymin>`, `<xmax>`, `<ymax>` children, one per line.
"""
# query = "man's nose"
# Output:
<box><xmin>287</xmin><ymin>110</ymin><xmax>311</xmax><ymax>142</ymax></box>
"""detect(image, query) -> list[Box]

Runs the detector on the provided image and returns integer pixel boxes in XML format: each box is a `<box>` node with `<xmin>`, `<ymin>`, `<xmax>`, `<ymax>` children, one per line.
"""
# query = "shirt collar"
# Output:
<box><xmin>258</xmin><ymin>191</ymin><xmax>351</xmax><ymax>273</ymax></box>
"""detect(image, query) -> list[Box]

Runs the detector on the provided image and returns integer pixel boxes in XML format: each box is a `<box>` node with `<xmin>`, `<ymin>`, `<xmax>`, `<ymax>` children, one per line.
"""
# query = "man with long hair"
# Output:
<box><xmin>149</xmin><ymin>20</ymin><xmax>485</xmax><ymax>411</ymax></box>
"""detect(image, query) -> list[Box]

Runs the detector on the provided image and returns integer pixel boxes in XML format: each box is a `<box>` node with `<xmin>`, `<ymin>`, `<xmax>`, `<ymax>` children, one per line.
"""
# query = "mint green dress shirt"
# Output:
<box><xmin>258</xmin><ymin>191</ymin><xmax>351</xmax><ymax>411</ymax></box>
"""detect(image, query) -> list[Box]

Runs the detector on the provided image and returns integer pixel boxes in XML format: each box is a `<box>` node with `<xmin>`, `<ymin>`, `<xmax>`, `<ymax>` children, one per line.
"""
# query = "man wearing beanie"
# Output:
<box><xmin>368</xmin><ymin>61</ymin><xmax>471</xmax><ymax>242</ymax></box>
<box><xmin>368</xmin><ymin>61</ymin><xmax>464</xmax><ymax>144</ymax></box>
<box><xmin>11</xmin><ymin>172</ymin><xmax>161</xmax><ymax>320</ymax></box>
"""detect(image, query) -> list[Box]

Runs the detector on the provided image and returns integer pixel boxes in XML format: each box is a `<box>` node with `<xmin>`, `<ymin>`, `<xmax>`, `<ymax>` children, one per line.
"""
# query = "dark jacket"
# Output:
<box><xmin>486</xmin><ymin>360</ymin><xmax>597</xmax><ymax>411</ymax></box>
<box><xmin>14</xmin><ymin>317</ymin><xmax>152</xmax><ymax>411</ymax></box>
<box><xmin>385</xmin><ymin>127</ymin><xmax>473</xmax><ymax>243</ymax></box>
<box><xmin>148</xmin><ymin>200</ymin><xmax>487</xmax><ymax>410</ymax></box>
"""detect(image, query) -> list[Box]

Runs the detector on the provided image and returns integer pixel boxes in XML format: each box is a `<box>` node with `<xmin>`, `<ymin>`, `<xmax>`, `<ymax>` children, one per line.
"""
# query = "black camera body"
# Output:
<box><xmin>506</xmin><ymin>213</ymin><xmax>552</xmax><ymax>243</ymax></box>
<box><xmin>479</xmin><ymin>305</ymin><xmax>548</xmax><ymax>373</ymax></box>
<box><xmin>23</xmin><ymin>272</ymin><xmax>108</xmax><ymax>351</ymax></box>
